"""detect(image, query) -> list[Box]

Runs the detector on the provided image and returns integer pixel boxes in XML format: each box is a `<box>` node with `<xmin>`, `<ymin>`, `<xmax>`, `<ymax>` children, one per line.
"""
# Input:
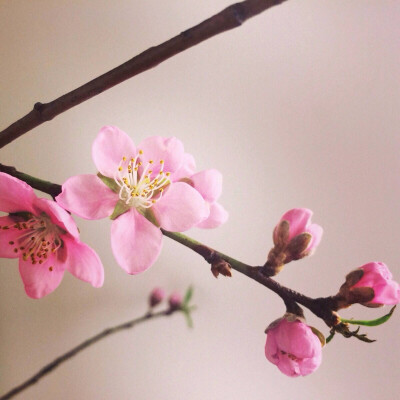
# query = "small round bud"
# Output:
<box><xmin>149</xmin><ymin>287</ymin><xmax>166</xmax><ymax>307</ymax></box>
<box><xmin>168</xmin><ymin>292</ymin><xmax>183</xmax><ymax>310</ymax></box>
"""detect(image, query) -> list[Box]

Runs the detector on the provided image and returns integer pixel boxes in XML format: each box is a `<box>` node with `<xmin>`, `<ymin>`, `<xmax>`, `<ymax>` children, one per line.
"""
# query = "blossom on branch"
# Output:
<box><xmin>56</xmin><ymin>126</ymin><xmax>225</xmax><ymax>274</ymax></box>
<box><xmin>174</xmin><ymin>156</ymin><xmax>228</xmax><ymax>228</ymax></box>
<box><xmin>0</xmin><ymin>173</ymin><xmax>104</xmax><ymax>298</ymax></box>
<box><xmin>265</xmin><ymin>315</ymin><xmax>323</xmax><ymax>377</ymax></box>
<box><xmin>343</xmin><ymin>262</ymin><xmax>400</xmax><ymax>306</ymax></box>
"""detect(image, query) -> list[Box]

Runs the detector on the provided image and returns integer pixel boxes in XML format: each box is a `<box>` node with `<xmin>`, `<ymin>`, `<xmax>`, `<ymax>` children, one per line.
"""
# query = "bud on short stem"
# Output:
<box><xmin>168</xmin><ymin>292</ymin><xmax>183</xmax><ymax>311</ymax></box>
<box><xmin>149</xmin><ymin>287</ymin><xmax>166</xmax><ymax>308</ymax></box>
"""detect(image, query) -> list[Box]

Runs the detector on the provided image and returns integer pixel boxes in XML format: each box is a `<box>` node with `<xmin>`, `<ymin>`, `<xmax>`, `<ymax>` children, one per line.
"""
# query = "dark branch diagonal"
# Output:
<box><xmin>0</xmin><ymin>0</ymin><xmax>288</xmax><ymax>149</ymax></box>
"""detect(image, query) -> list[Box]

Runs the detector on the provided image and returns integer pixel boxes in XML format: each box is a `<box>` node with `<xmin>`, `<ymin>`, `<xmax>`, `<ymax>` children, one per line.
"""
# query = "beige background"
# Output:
<box><xmin>1</xmin><ymin>0</ymin><xmax>400</xmax><ymax>399</ymax></box>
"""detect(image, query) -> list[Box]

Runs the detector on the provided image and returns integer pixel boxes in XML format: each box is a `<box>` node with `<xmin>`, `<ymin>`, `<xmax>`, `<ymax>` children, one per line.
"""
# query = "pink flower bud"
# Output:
<box><xmin>168</xmin><ymin>292</ymin><xmax>183</xmax><ymax>310</ymax></box>
<box><xmin>265</xmin><ymin>317</ymin><xmax>322</xmax><ymax>377</ymax></box>
<box><xmin>274</xmin><ymin>208</ymin><xmax>323</xmax><ymax>255</ymax></box>
<box><xmin>350</xmin><ymin>262</ymin><xmax>400</xmax><ymax>305</ymax></box>
<box><xmin>149</xmin><ymin>287</ymin><xmax>166</xmax><ymax>307</ymax></box>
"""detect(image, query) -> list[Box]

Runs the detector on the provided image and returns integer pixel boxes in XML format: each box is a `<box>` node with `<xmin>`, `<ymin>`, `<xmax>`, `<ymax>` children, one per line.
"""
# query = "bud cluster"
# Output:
<box><xmin>148</xmin><ymin>287</ymin><xmax>183</xmax><ymax>310</ymax></box>
<box><xmin>263</xmin><ymin>209</ymin><xmax>400</xmax><ymax>378</ymax></box>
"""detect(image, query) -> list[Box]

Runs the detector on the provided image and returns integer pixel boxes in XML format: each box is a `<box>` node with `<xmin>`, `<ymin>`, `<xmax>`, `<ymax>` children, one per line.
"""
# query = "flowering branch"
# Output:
<box><xmin>0</xmin><ymin>164</ymin><xmax>339</xmax><ymax>327</ymax></box>
<box><xmin>0</xmin><ymin>306</ymin><xmax>182</xmax><ymax>400</ymax></box>
<box><xmin>0</xmin><ymin>0</ymin><xmax>288</xmax><ymax>149</ymax></box>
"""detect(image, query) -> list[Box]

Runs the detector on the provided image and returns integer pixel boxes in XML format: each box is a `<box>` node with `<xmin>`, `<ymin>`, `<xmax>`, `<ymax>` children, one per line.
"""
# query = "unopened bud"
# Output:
<box><xmin>266</xmin><ymin>209</ymin><xmax>323</xmax><ymax>272</ymax></box>
<box><xmin>149</xmin><ymin>287</ymin><xmax>166</xmax><ymax>307</ymax></box>
<box><xmin>168</xmin><ymin>292</ymin><xmax>183</xmax><ymax>310</ymax></box>
<box><xmin>285</xmin><ymin>232</ymin><xmax>312</xmax><ymax>261</ymax></box>
<box><xmin>211</xmin><ymin>259</ymin><xmax>232</xmax><ymax>278</ymax></box>
<box><xmin>336</xmin><ymin>262</ymin><xmax>400</xmax><ymax>308</ymax></box>
<box><xmin>273</xmin><ymin>220</ymin><xmax>290</xmax><ymax>249</ymax></box>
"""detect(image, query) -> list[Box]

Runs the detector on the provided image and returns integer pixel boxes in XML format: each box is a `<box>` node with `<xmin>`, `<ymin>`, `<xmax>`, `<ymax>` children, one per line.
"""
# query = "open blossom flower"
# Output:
<box><xmin>56</xmin><ymin>126</ymin><xmax>209</xmax><ymax>274</ymax></box>
<box><xmin>350</xmin><ymin>262</ymin><xmax>400</xmax><ymax>305</ymax></box>
<box><xmin>274</xmin><ymin>208</ymin><xmax>323</xmax><ymax>255</ymax></box>
<box><xmin>265</xmin><ymin>316</ymin><xmax>322</xmax><ymax>377</ymax></box>
<box><xmin>173</xmin><ymin>156</ymin><xmax>228</xmax><ymax>229</ymax></box>
<box><xmin>0</xmin><ymin>173</ymin><xmax>104</xmax><ymax>298</ymax></box>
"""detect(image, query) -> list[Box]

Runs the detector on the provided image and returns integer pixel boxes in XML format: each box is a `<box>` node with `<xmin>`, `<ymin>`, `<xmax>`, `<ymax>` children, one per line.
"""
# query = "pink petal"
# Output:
<box><xmin>19</xmin><ymin>252</ymin><xmax>66</xmax><ymax>298</ymax></box>
<box><xmin>277</xmin><ymin>355</ymin><xmax>301</xmax><ymax>377</ymax></box>
<box><xmin>191</xmin><ymin>169</ymin><xmax>223</xmax><ymax>203</ymax></box>
<box><xmin>265</xmin><ymin>332</ymin><xmax>279</xmax><ymax>365</ymax></box>
<box><xmin>0</xmin><ymin>216</ymin><xmax>21</xmax><ymax>258</ymax></box>
<box><xmin>0</xmin><ymin>172</ymin><xmax>36</xmax><ymax>214</ymax></box>
<box><xmin>56</xmin><ymin>174</ymin><xmax>118</xmax><ymax>220</ymax></box>
<box><xmin>137</xmin><ymin>136</ymin><xmax>184</xmax><ymax>174</ymax></box>
<box><xmin>298</xmin><ymin>352</ymin><xmax>322</xmax><ymax>376</ymax></box>
<box><xmin>111</xmin><ymin>209</ymin><xmax>163</xmax><ymax>274</ymax></box>
<box><xmin>33</xmin><ymin>198</ymin><xmax>80</xmax><ymax>239</ymax></box>
<box><xmin>153</xmin><ymin>182</ymin><xmax>209</xmax><ymax>232</ymax></box>
<box><xmin>197</xmin><ymin>202</ymin><xmax>228</xmax><ymax>229</ymax></box>
<box><xmin>63</xmin><ymin>236</ymin><xmax>104</xmax><ymax>288</ymax></box>
<box><xmin>306</xmin><ymin>223</ymin><xmax>323</xmax><ymax>252</ymax></box>
<box><xmin>372</xmin><ymin>280</ymin><xmax>400</xmax><ymax>305</ymax></box>
<box><xmin>173</xmin><ymin>153</ymin><xmax>196</xmax><ymax>181</ymax></box>
<box><xmin>92</xmin><ymin>126</ymin><xmax>136</xmax><ymax>177</ymax></box>
<box><xmin>280</xmin><ymin>208</ymin><xmax>312</xmax><ymax>240</ymax></box>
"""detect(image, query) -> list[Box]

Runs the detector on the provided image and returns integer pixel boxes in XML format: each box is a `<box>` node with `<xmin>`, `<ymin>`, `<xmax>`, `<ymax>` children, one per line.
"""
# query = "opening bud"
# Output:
<box><xmin>265</xmin><ymin>314</ymin><xmax>323</xmax><ymax>377</ymax></box>
<box><xmin>336</xmin><ymin>262</ymin><xmax>400</xmax><ymax>308</ymax></box>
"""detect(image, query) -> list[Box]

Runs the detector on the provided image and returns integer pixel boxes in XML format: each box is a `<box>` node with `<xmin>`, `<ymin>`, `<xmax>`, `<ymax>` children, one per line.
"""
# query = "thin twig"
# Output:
<box><xmin>0</xmin><ymin>0</ymin><xmax>288</xmax><ymax>149</ymax></box>
<box><xmin>0</xmin><ymin>309</ymin><xmax>177</xmax><ymax>400</ymax></box>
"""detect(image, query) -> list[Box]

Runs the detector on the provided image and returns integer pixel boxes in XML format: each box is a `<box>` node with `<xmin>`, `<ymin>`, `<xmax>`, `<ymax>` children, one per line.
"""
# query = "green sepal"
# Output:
<box><xmin>97</xmin><ymin>172</ymin><xmax>120</xmax><ymax>193</ymax></box>
<box><xmin>138</xmin><ymin>207</ymin><xmax>160</xmax><ymax>228</ymax></box>
<box><xmin>325</xmin><ymin>331</ymin><xmax>335</xmax><ymax>344</ymax></box>
<box><xmin>340</xmin><ymin>305</ymin><xmax>396</xmax><ymax>327</ymax></box>
<box><xmin>109</xmin><ymin>200</ymin><xmax>130</xmax><ymax>220</ymax></box>
<box><xmin>310</xmin><ymin>326</ymin><xmax>326</xmax><ymax>347</ymax></box>
<box><xmin>183</xmin><ymin>310</ymin><xmax>194</xmax><ymax>329</ymax></box>
<box><xmin>180</xmin><ymin>286</ymin><xmax>195</xmax><ymax>328</ymax></box>
<box><xmin>183</xmin><ymin>286</ymin><xmax>194</xmax><ymax>307</ymax></box>
<box><xmin>8</xmin><ymin>211</ymin><xmax>33</xmax><ymax>220</ymax></box>
<box><xmin>179</xmin><ymin>177</ymin><xmax>194</xmax><ymax>186</ymax></box>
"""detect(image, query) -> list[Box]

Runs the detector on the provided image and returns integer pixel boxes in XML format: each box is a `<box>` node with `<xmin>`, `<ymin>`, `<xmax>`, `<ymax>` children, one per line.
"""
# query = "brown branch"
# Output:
<box><xmin>0</xmin><ymin>163</ymin><xmax>62</xmax><ymax>199</ymax></box>
<box><xmin>0</xmin><ymin>164</ymin><xmax>340</xmax><ymax>327</ymax></box>
<box><xmin>0</xmin><ymin>0</ymin><xmax>288</xmax><ymax>149</ymax></box>
<box><xmin>0</xmin><ymin>308</ymin><xmax>178</xmax><ymax>400</ymax></box>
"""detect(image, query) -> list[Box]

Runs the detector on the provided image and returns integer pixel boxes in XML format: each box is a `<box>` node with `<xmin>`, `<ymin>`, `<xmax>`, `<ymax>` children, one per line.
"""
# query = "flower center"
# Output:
<box><xmin>2</xmin><ymin>213</ymin><xmax>63</xmax><ymax>266</ymax></box>
<box><xmin>114</xmin><ymin>150</ymin><xmax>171</xmax><ymax>209</ymax></box>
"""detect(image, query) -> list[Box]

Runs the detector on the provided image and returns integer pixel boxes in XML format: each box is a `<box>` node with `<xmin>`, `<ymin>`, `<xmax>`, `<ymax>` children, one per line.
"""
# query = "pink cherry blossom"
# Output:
<box><xmin>0</xmin><ymin>172</ymin><xmax>104</xmax><ymax>299</ymax></box>
<box><xmin>351</xmin><ymin>262</ymin><xmax>400</xmax><ymax>305</ymax></box>
<box><xmin>173</xmin><ymin>155</ymin><xmax>228</xmax><ymax>229</ymax></box>
<box><xmin>149</xmin><ymin>287</ymin><xmax>166</xmax><ymax>307</ymax></box>
<box><xmin>265</xmin><ymin>317</ymin><xmax>322</xmax><ymax>377</ymax></box>
<box><xmin>274</xmin><ymin>208</ymin><xmax>323</xmax><ymax>254</ymax></box>
<box><xmin>56</xmin><ymin>126</ymin><xmax>209</xmax><ymax>274</ymax></box>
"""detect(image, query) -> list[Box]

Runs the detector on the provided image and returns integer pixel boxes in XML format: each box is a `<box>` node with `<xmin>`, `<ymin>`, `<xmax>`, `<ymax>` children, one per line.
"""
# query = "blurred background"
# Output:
<box><xmin>1</xmin><ymin>0</ymin><xmax>399</xmax><ymax>399</ymax></box>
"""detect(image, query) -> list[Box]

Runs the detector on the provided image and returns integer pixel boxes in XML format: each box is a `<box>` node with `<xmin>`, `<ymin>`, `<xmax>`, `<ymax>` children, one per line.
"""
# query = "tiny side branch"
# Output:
<box><xmin>0</xmin><ymin>309</ymin><xmax>177</xmax><ymax>400</ymax></box>
<box><xmin>0</xmin><ymin>0</ymin><xmax>288</xmax><ymax>149</ymax></box>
